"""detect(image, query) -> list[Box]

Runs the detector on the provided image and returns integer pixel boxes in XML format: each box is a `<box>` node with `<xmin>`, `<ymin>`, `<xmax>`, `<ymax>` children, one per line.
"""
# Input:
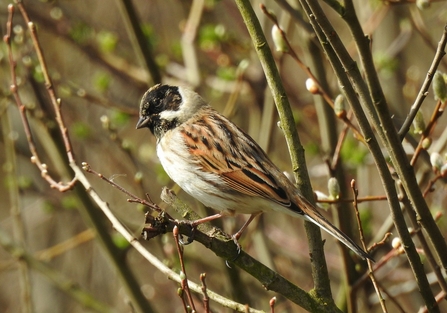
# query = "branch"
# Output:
<box><xmin>157</xmin><ymin>188</ymin><xmax>338</xmax><ymax>313</ymax></box>
<box><xmin>233</xmin><ymin>0</ymin><xmax>335</xmax><ymax>304</ymax></box>
<box><xmin>6</xmin><ymin>2</ymin><xmax>155</xmax><ymax>312</ymax></box>
<box><xmin>298</xmin><ymin>0</ymin><xmax>439</xmax><ymax>310</ymax></box>
<box><xmin>342</xmin><ymin>0</ymin><xmax>447</xmax><ymax>273</ymax></box>
<box><xmin>114</xmin><ymin>0</ymin><xmax>162</xmax><ymax>84</ymax></box>
<box><xmin>398</xmin><ymin>24</ymin><xmax>447</xmax><ymax>139</ymax></box>
<box><xmin>80</xmin><ymin>168</ymin><xmax>265</xmax><ymax>313</ymax></box>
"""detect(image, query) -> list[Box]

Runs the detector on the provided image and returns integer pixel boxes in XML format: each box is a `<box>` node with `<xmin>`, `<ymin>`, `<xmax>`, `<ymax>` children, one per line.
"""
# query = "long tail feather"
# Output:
<box><xmin>293</xmin><ymin>195</ymin><xmax>374</xmax><ymax>261</ymax></box>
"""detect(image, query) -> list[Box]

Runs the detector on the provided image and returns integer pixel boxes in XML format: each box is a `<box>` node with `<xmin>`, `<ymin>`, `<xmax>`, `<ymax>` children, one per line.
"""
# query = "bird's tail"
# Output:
<box><xmin>293</xmin><ymin>194</ymin><xmax>374</xmax><ymax>261</ymax></box>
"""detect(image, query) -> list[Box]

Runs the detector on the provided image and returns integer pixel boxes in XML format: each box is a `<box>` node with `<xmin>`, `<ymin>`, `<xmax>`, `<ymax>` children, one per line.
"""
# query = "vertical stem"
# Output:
<box><xmin>342</xmin><ymin>0</ymin><xmax>447</xmax><ymax>272</ymax></box>
<box><xmin>233</xmin><ymin>0</ymin><xmax>334</xmax><ymax>302</ymax></box>
<box><xmin>114</xmin><ymin>0</ymin><xmax>162</xmax><ymax>84</ymax></box>
<box><xmin>2</xmin><ymin>105</ymin><xmax>34</xmax><ymax>313</ymax></box>
<box><xmin>300</xmin><ymin>0</ymin><xmax>440</xmax><ymax>311</ymax></box>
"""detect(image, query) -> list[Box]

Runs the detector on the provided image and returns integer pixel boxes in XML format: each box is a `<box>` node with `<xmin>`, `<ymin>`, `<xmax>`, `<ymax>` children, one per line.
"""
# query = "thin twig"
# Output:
<box><xmin>16</xmin><ymin>1</ymin><xmax>76</xmax><ymax>165</ymax></box>
<box><xmin>317</xmin><ymin>195</ymin><xmax>389</xmax><ymax>204</ymax></box>
<box><xmin>114</xmin><ymin>0</ymin><xmax>161</xmax><ymax>84</ymax></box>
<box><xmin>269</xmin><ymin>297</ymin><xmax>276</xmax><ymax>313</ymax></box>
<box><xmin>352</xmin><ymin>246</ymin><xmax>404</xmax><ymax>290</ymax></box>
<box><xmin>2</xmin><ymin>13</ymin><xmax>33</xmax><ymax>309</ymax></box>
<box><xmin>261</xmin><ymin>4</ymin><xmax>365</xmax><ymax>143</ymax></box>
<box><xmin>234</xmin><ymin>0</ymin><xmax>335</xmax><ymax>304</ymax></box>
<box><xmin>375</xmin><ymin>280</ymin><xmax>407</xmax><ymax>313</ymax></box>
<box><xmin>398</xmin><ymin>24</ymin><xmax>447</xmax><ymax>140</ymax></box>
<box><xmin>173</xmin><ymin>226</ymin><xmax>197</xmax><ymax>313</ymax></box>
<box><xmin>368</xmin><ymin>232</ymin><xmax>392</xmax><ymax>253</ymax></box>
<box><xmin>422</xmin><ymin>173</ymin><xmax>445</xmax><ymax>197</ymax></box>
<box><xmin>398</xmin><ymin>181</ymin><xmax>447</xmax><ymax>297</ymax></box>
<box><xmin>351</xmin><ymin>180</ymin><xmax>388</xmax><ymax>313</ymax></box>
<box><xmin>82</xmin><ymin>162</ymin><xmax>163</xmax><ymax>213</ymax></box>
<box><xmin>200</xmin><ymin>273</ymin><xmax>210</xmax><ymax>313</ymax></box>
<box><xmin>4</xmin><ymin>4</ymin><xmax>76</xmax><ymax>192</ymax></box>
<box><xmin>410</xmin><ymin>99</ymin><xmax>446</xmax><ymax>166</ymax></box>
<box><xmin>419</xmin><ymin>290</ymin><xmax>447</xmax><ymax>313</ymax></box>
<box><xmin>331</xmin><ymin>110</ymin><xmax>353</xmax><ymax>169</ymax></box>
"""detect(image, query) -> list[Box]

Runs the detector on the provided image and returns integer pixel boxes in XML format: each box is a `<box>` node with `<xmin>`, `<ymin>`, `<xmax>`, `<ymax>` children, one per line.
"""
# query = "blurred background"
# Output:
<box><xmin>0</xmin><ymin>0</ymin><xmax>447</xmax><ymax>312</ymax></box>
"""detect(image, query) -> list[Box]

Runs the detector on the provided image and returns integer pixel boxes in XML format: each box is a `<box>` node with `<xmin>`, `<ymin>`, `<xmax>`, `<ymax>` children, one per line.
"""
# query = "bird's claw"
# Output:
<box><xmin>225</xmin><ymin>234</ymin><xmax>243</xmax><ymax>268</ymax></box>
<box><xmin>232</xmin><ymin>234</ymin><xmax>242</xmax><ymax>255</ymax></box>
<box><xmin>178</xmin><ymin>223</ymin><xmax>196</xmax><ymax>245</ymax></box>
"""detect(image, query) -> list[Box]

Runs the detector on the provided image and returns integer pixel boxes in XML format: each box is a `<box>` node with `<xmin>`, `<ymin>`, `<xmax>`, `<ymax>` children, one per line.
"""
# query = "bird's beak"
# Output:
<box><xmin>136</xmin><ymin>116</ymin><xmax>150</xmax><ymax>129</ymax></box>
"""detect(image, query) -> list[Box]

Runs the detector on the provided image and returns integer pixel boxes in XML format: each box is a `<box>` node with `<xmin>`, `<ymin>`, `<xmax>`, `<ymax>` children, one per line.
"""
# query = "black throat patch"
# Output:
<box><xmin>138</xmin><ymin>84</ymin><xmax>183</xmax><ymax>138</ymax></box>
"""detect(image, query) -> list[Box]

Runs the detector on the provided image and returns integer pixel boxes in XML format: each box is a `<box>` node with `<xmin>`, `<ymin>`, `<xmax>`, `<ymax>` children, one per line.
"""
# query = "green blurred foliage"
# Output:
<box><xmin>110</xmin><ymin>110</ymin><xmax>130</xmax><ymax>127</ymax></box>
<box><xmin>341</xmin><ymin>137</ymin><xmax>368</xmax><ymax>166</ymax></box>
<box><xmin>61</xmin><ymin>194</ymin><xmax>81</xmax><ymax>210</ymax></box>
<box><xmin>96</xmin><ymin>31</ymin><xmax>119</xmax><ymax>53</ymax></box>
<box><xmin>69</xmin><ymin>22</ymin><xmax>94</xmax><ymax>45</ymax></box>
<box><xmin>199</xmin><ymin>24</ymin><xmax>227</xmax><ymax>51</ymax></box>
<box><xmin>112</xmin><ymin>232</ymin><xmax>130</xmax><ymax>250</ymax></box>
<box><xmin>93</xmin><ymin>71</ymin><xmax>111</xmax><ymax>92</ymax></box>
<box><xmin>70</xmin><ymin>121</ymin><xmax>91</xmax><ymax>139</ymax></box>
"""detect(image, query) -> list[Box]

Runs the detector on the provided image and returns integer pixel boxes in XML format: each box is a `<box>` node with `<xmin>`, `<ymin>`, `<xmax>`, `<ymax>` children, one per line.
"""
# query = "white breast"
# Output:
<box><xmin>156</xmin><ymin>130</ymin><xmax>229</xmax><ymax>210</ymax></box>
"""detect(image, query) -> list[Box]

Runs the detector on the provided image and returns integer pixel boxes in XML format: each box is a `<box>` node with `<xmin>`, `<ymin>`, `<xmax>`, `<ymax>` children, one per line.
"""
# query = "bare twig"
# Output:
<box><xmin>422</xmin><ymin>172</ymin><xmax>445</xmax><ymax>197</ymax></box>
<box><xmin>375</xmin><ymin>280</ymin><xmax>407</xmax><ymax>313</ymax></box>
<box><xmin>200</xmin><ymin>273</ymin><xmax>210</xmax><ymax>313</ymax></box>
<box><xmin>419</xmin><ymin>290</ymin><xmax>447</xmax><ymax>313</ymax></box>
<box><xmin>317</xmin><ymin>195</ymin><xmax>389</xmax><ymax>204</ymax></box>
<box><xmin>269</xmin><ymin>297</ymin><xmax>276</xmax><ymax>313</ymax></box>
<box><xmin>173</xmin><ymin>226</ymin><xmax>197</xmax><ymax>313</ymax></box>
<box><xmin>1</xmin><ymin>17</ymin><xmax>33</xmax><ymax>309</ymax></box>
<box><xmin>351</xmin><ymin>180</ymin><xmax>388</xmax><ymax>312</ymax></box>
<box><xmin>368</xmin><ymin>232</ymin><xmax>392</xmax><ymax>253</ymax></box>
<box><xmin>261</xmin><ymin>4</ymin><xmax>365</xmax><ymax>143</ymax></box>
<box><xmin>410</xmin><ymin>99</ymin><xmax>446</xmax><ymax>166</ymax></box>
<box><xmin>397</xmin><ymin>182</ymin><xmax>447</xmax><ymax>298</ymax></box>
<box><xmin>398</xmin><ymin>24</ymin><xmax>447</xmax><ymax>140</ymax></box>
<box><xmin>330</xmin><ymin>110</ymin><xmax>353</xmax><ymax>169</ymax></box>
<box><xmin>114</xmin><ymin>0</ymin><xmax>161</xmax><ymax>84</ymax></box>
<box><xmin>82</xmin><ymin>162</ymin><xmax>163</xmax><ymax>213</ymax></box>
<box><xmin>4</xmin><ymin>4</ymin><xmax>76</xmax><ymax>191</ymax></box>
<box><xmin>16</xmin><ymin>1</ymin><xmax>76</xmax><ymax>165</ymax></box>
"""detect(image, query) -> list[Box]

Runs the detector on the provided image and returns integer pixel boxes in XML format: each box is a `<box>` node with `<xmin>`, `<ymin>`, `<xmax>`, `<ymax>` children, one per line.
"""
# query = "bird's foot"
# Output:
<box><xmin>176</xmin><ymin>220</ymin><xmax>196</xmax><ymax>245</ymax></box>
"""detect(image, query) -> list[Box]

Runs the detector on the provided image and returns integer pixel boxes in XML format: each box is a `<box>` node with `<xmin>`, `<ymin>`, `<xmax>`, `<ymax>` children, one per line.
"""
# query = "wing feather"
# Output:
<box><xmin>180</xmin><ymin>112</ymin><xmax>293</xmax><ymax>208</ymax></box>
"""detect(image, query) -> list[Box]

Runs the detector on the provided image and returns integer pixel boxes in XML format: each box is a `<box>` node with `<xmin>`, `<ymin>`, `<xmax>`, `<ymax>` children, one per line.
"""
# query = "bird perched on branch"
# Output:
<box><xmin>136</xmin><ymin>84</ymin><xmax>372</xmax><ymax>261</ymax></box>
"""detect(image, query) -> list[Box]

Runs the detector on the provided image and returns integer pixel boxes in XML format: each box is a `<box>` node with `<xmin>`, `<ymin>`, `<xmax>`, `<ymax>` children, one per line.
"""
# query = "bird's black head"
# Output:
<box><xmin>136</xmin><ymin>84</ymin><xmax>209</xmax><ymax>139</ymax></box>
<box><xmin>136</xmin><ymin>84</ymin><xmax>182</xmax><ymax>138</ymax></box>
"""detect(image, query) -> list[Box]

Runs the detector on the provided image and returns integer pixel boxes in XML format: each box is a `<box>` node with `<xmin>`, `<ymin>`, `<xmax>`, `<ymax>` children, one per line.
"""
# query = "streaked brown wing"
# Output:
<box><xmin>221</xmin><ymin>168</ymin><xmax>292</xmax><ymax>207</ymax></box>
<box><xmin>180</xmin><ymin>113</ymin><xmax>293</xmax><ymax>208</ymax></box>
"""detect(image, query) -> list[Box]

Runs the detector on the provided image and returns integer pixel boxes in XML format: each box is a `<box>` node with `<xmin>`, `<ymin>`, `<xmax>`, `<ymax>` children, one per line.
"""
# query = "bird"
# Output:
<box><xmin>136</xmin><ymin>84</ymin><xmax>373</xmax><ymax>261</ymax></box>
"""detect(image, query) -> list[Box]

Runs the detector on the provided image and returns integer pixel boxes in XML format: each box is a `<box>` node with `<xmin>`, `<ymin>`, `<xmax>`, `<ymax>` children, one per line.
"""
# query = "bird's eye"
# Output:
<box><xmin>150</xmin><ymin>99</ymin><xmax>165</xmax><ymax>114</ymax></box>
